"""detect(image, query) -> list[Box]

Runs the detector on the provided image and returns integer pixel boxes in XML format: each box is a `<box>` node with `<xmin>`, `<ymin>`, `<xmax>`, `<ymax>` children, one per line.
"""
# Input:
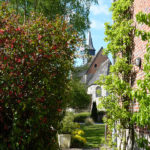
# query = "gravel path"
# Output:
<box><xmin>62</xmin><ymin>147</ymin><xmax>112</xmax><ymax>150</ymax></box>
<box><xmin>61</xmin><ymin>144</ymin><xmax>112</xmax><ymax>150</ymax></box>
<box><xmin>62</xmin><ymin>149</ymin><xmax>99</xmax><ymax>150</ymax></box>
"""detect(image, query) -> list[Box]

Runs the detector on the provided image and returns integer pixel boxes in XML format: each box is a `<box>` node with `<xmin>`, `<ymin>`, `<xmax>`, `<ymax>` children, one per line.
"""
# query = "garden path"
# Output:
<box><xmin>62</xmin><ymin>146</ymin><xmax>112</xmax><ymax>150</ymax></box>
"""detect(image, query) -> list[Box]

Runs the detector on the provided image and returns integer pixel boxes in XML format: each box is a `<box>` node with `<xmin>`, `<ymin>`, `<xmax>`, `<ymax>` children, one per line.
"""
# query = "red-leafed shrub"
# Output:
<box><xmin>0</xmin><ymin>3</ymin><xmax>80</xmax><ymax>150</ymax></box>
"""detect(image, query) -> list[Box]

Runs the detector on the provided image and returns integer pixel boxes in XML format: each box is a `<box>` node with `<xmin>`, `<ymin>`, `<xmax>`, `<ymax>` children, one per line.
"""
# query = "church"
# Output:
<box><xmin>81</xmin><ymin>32</ymin><xmax>111</xmax><ymax>114</ymax></box>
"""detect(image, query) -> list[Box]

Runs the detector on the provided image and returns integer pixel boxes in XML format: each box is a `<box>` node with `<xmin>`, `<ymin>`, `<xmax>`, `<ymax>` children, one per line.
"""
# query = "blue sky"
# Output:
<box><xmin>89</xmin><ymin>0</ymin><xmax>112</xmax><ymax>51</ymax></box>
<box><xmin>75</xmin><ymin>0</ymin><xmax>112</xmax><ymax>66</ymax></box>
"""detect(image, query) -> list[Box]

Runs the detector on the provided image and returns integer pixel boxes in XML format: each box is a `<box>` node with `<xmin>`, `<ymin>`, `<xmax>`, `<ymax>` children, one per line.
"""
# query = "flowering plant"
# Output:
<box><xmin>0</xmin><ymin>3</ymin><xmax>80</xmax><ymax>149</ymax></box>
<box><xmin>71</xmin><ymin>129</ymin><xmax>87</xmax><ymax>147</ymax></box>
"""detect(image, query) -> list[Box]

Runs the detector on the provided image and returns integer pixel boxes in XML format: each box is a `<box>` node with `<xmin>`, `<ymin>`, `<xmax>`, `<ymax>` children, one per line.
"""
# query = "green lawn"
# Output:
<box><xmin>80</xmin><ymin>124</ymin><xmax>105</xmax><ymax>148</ymax></box>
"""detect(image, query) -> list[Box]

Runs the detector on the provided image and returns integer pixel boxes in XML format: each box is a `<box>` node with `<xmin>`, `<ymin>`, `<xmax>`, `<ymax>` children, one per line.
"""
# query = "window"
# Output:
<box><xmin>94</xmin><ymin>64</ymin><xmax>97</xmax><ymax>68</ymax></box>
<box><xmin>96</xmin><ymin>86</ymin><xmax>101</xmax><ymax>97</ymax></box>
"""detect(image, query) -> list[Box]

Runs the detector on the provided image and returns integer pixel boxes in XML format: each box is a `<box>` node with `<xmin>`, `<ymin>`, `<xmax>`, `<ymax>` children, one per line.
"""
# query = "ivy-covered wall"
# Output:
<box><xmin>97</xmin><ymin>0</ymin><xmax>150</xmax><ymax>149</ymax></box>
<box><xmin>132</xmin><ymin>0</ymin><xmax>150</xmax><ymax>124</ymax></box>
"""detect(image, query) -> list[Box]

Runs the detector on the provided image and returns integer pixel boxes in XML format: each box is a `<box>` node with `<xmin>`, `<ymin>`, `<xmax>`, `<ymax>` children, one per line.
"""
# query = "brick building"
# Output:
<box><xmin>116</xmin><ymin>0</ymin><xmax>150</xmax><ymax>149</ymax></box>
<box><xmin>132</xmin><ymin>0</ymin><xmax>150</xmax><ymax>148</ymax></box>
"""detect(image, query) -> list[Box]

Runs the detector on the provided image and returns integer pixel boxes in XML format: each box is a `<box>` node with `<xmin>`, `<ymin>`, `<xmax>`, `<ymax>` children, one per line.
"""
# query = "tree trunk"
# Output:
<box><xmin>24</xmin><ymin>0</ymin><xmax>27</xmax><ymax>24</ymax></box>
<box><xmin>119</xmin><ymin>130</ymin><xmax>123</xmax><ymax>150</ymax></box>
<box><xmin>123</xmin><ymin>129</ymin><xmax>126</xmax><ymax>150</ymax></box>
<box><xmin>131</xmin><ymin>125</ymin><xmax>135</xmax><ymax>150</ymax></box>
<box><xmin>16</xmin><ymin>0</ymin><xmax>18</xmax><ymax>14</ymax></box>
<box><xmin>34</xmin><ymin>0</ymin><xmax>38</xmax><ymax>13</ymax></box>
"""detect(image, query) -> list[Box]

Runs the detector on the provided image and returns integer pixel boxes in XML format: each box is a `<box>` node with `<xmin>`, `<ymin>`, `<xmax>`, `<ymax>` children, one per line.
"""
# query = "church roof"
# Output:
<box><xmin>84</xmin><ymin>47</ymin><xmax>111</xmax><ymax>85</ymax></box>
<box><xmin>87</xmin><ymin>59</ymin><xmax>111</xmax><ymax>86</ymax></box>
<box><xmin>88</xmin><ymin>31</ymin><xmax>95</xmax><ymax>51</ymax></box>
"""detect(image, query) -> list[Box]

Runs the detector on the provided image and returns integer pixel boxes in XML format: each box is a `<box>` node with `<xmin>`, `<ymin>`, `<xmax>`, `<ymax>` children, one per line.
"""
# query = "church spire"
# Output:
<box><xmin>88</xmin><ymin>31</ymin><xmax>95</xmax><ymax>56</ymax></box>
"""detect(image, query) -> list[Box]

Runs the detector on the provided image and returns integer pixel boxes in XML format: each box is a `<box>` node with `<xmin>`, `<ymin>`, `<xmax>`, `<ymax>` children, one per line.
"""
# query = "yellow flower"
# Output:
<box><xmin>73</xmin><ymin>135</ymin><xmax>87</xmax><ymax>144</ymax></box>
<box><xmin>72</xmin><ymin>129</ymin><xmax>84</xmax><ymax>136</ymax></box>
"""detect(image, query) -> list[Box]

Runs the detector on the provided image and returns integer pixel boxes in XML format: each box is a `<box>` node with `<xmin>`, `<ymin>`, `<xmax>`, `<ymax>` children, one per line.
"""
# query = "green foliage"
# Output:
<box><xmin>60</xmin><ymin>112</ymin><xmax>80</xmax><ymax>134</ymax></box>
<box><xmin>5</xmin><ymin>0</ymin><xmax>98</xmax><ymax>36</ymax></box>
<box><xmin>100</xmin><ymin>135</ymin><xmax>117</xmax><ymax>150</ymax></box>
<box><xmin>71</xmin><ymin>129</ymin><xmax>87</xmax><ymax>148</ymax></box>
<box><xmin>0</xmin><ymin>3</ymin><xmax>80</xmax><ymax>149</ymax></box>
<box><xmin>104</xmin><ymin>0</ymin><xmax>134</xmax><ymax>56</ymax></box>
<box><xmin>84</xmin><ymin>117</ymin><xmax>94</xmax><ymax>126</ymax></box>
<box><xmin>98</xmin><ymin>0</ymin><xmax>150</xmax><ymax>149</ymax></box>
<box><xmin>131</xmin><ymin>12</ymin><xmax>150</xmax><ymax>127</ymax></box>
<box><xmin>135</xmin><ymin>135</ymin><xmax>150</xmax><ymax>150</ymax></box>
<box><xmin>91</xmin><ymin>102</ymin><xmax>98</xmax><ymax>122</ymax></box>
<box><xmin>97</xmin><ymin>0</ymin><xmax>135</xmax><ymax>148</ymax></box>
<box><xmin>74</xmin><ymin>112</ymin><xmax>91</xmax><ymax>123</ymax></box>
<box><xmin>69</xmin><ymin>79</ymin><xmax>91</xmax><ymax>110</ymax></box>
<box><xmin>72</xmin><ymin>64</ymin><xmax>89</xmax><ymax>80</ymax></box>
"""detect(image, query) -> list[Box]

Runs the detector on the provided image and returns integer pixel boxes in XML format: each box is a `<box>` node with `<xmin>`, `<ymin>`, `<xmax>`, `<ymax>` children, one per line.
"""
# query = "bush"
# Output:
<box><xmin>84</xmin><ymin>117</ymin><xmax>94</xmax><ymax>125</ymax></box>
<box><xmin>60</xmin><ymin>113</ymin><xmax>80</xmax><ymax>134</ymax></box>
<box><xmin>0</xmin><ymin>3</ymin><xmax>80</xmax><ymax>150</ymax></box>
<box><xmin>97</xmin><ymin>111</ymin><xmax>105</xmax><ymax>123</ymax></box>
<box><xmin>74</xmin><ymin>112</ymin><xmax>90</xmax><ymax>123</ymax></box>
<box><xmin>68</xmin><ymin>79</ymin><xmax>91</xmax><ymax>110</ymax></box>
<box><xmin>91</xmin><ymin>102</ymin><xmax>98</xmax><ymax>122</ymax></box>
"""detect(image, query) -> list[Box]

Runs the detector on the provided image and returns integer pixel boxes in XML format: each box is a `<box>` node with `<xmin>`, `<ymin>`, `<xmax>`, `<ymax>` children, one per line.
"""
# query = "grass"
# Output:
<box><xmin>80</xmin><ymin>124</ymin><xmax>105</xmax><ymax>148</ymax></box>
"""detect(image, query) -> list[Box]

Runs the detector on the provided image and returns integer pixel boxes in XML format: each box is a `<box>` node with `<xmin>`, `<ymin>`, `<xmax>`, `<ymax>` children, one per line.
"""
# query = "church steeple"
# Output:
<box><xmin>88</xmin><ymin>31</ymin><xmax>95</xmax><ymax>56</ymax></box>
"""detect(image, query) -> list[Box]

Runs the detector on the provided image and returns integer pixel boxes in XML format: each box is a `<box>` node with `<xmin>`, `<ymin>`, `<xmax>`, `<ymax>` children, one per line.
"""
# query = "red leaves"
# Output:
<box><xmin>11</xmin><ymin>44</ymin><xmax>14</xmax><ymax>49</ymax></box>
<box><xmin>15</xmin><ymin>27</ymin><xmax>21</xmax><ymax>31</ymax></box>
<box><xmin>26</xmin><ymin>129</ymin><xmax>30</xmax><ymax>133</ymax></box>
<box><xmin>4</xmin><ymin>124</ymin><xmax>8</xmax><ymax>130</ymax></box>
<box><xmin>40</xmin><ymin>117</ymin><xmax>47</xmax><ymax>124</ymax></box>
<box><xmin>36</xmin><ymin>97</ymin><xmax>45</xmax><ymax>103</ymax></box>
<box><xmin>38</xmin><ymin>49</ymin><xmax>43</xmax><ymax>53</ymax></box>
<box><xmin>0</xmin><ymin>106</ymin><xmax>3</xmax><ymax>111</ymax></box>
<box><xmin>9</xmin><ymin>66</ymin><xmax>14</xmax><ymax>70</ymax></box>
<box><xmin>0</xmin><ymin>4</ymin><xmax>80</xmax><ymax>148</ymax></box>
<box><xmin>9</xmin><ymin>91</ymin><xmax>13</xmax><ymax>96</ymax></box>
<box><xmin>0</xmin><ymin>99</ymin><xmax>4</xmax><ymax>103</ymax></box>
<box><xmin>52</xmin><ymin>45</ymin><xmax>57</xmax><ymax>50</ymax></box>
<box><xmin>18</xmin><ymin>93</ymin><xmax>23</xmax><ymax>98</ymax></box>
<box><xmin>23</xmin><ymin>55</ymin><xmax>28</xmax><ymax>59</ymax></box>
<box><xmin>4</xmin><ymin>56</ymin><xmax>7</xmax><ymax>61</ymax></box>
<box><xmin>0</xmin><ymin>29</ymin><xmax>4</xmax><ymax>35</ymax></box>
<box><xmin>15</xmin><ymin>58</ymin><xmax>21</xmax><ymax>63</ymax></box>
<box><xmin>18</xmin><ymin>85</ymin><xmax>24</xmax><ymax>89</ymax></box>
<box><xmin>38</xmin><ymin>34</ymin><xmax>42</xmax><ymax>40</ymax></box>
<box><xmin>57</xmin><ymin>109</ymin><xmax>62</xmax><ymax>112</ymax></box>
<box><xmin>43</xmin><ymin>54</ymin><xmax>52</xmax><ymax>59</ymax></box>
<box><xmin>17</xmin><ymin>100</ymin><xmax>21</xmax><ymax>104</ymax></box>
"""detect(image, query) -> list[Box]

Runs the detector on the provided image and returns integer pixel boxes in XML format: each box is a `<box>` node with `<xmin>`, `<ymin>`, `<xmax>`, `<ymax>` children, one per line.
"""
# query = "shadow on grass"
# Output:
<box><xmin>80</xmin><ymin>124</ymin><xmax>105</xmax><ymax>148</ymax></box>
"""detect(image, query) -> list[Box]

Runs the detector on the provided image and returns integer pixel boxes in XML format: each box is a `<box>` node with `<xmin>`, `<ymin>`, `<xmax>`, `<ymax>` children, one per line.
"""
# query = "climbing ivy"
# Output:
<box><xmin>132</xmin><ymin>12</ymin><xmax>150</xmax><ymax>145</ymax></box>
<box><xmin>96</xmin><ymin>0</ymin><xmax>135</xmax><ymax>149</ymax></box>
<box><xmin>97</xmin><ymin>1</ymin><xmax>150</xmax><ymax>149</ymax></box>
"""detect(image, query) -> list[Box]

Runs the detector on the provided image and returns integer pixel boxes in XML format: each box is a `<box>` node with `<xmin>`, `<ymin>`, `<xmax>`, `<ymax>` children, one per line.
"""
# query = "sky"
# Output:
<box><xmin>89</xmin><ymin>0</ymin><xmax>112</xmax><ymax>51</ymax></box>
<box><xmin>75</xmin><ymin>0</ymin><xmax>112</xmax><ymax>66</ymax></box>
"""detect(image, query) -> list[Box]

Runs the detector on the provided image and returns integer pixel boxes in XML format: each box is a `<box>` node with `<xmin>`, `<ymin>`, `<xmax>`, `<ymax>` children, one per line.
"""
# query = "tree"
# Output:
<box><xmin>69</xmin><ymin>79</ymin><xmax>91</xmax><ymax>110</ymax></box>
<box><xmin>91</xmin><ymin>101</ymin><xmax>98</xmax><ymax>122</ymax></box>
<box><xmin>96</xmin><ymin>0</ymin><xmax>135</xmax><ymax>149</ymax></box>
<box><xmin>5</xmin><ymin>0</ymin><xmax>98</xmax><ymax>36</ymax></box>
<box><xmin>97</xmin><ymin>1</ymin><xmax>150</xmax><ymax>149</ymax></box>
<box><xmin>131</xmin><ymin>12</ymin><xmax>150</xmax><ymax>149</ymax></box>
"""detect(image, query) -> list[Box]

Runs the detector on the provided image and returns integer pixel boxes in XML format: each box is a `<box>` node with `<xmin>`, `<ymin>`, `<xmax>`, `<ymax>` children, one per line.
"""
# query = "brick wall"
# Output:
<box><xmin>132</xmin><ymin>0</ymin><xmax>150</xmax><ymax>110</ymax></box>
<box><xmin>132</xmin><ymin>0</ymin><xmax>150</xmax><ymax>142</ymax></box>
